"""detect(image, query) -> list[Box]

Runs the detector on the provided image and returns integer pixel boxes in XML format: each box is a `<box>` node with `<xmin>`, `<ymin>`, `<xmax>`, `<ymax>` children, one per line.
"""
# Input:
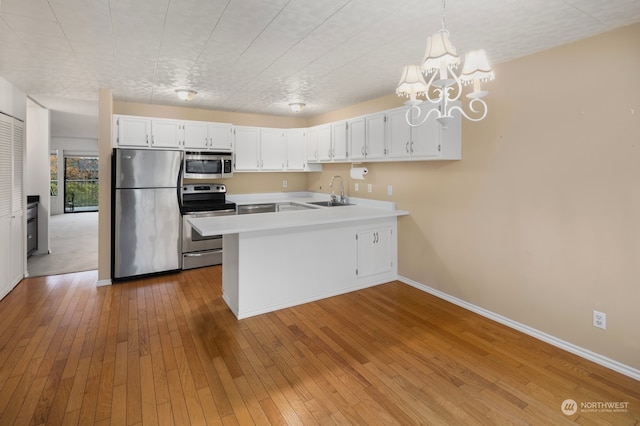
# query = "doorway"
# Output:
<box><xmin>64</xmin><ymin>155</ymin><xmax>98</xmax><ymax>213</ymax></box>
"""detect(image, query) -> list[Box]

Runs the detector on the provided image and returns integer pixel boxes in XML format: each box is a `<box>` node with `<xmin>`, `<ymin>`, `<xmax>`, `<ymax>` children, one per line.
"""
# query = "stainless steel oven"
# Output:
<box><xmin>179</xmin><ymin>184</ymin><xmax>236</xmax><ymax>270</ymax></box>
<box><xmin>182</xmin><ymin>151</ymin><xmax>233</xmax><ymax>179</ymax></box>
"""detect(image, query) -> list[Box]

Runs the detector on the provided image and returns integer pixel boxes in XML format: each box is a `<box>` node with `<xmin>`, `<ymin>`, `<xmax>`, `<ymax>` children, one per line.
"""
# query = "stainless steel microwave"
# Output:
<box><xmin>182</xmin><ymin>151</ymin><xmax>233</xmax><ymax>179</ymax></box>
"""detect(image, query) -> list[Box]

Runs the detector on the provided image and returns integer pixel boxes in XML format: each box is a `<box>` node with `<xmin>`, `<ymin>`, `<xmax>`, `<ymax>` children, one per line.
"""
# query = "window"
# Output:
<box><xmin>64</xmin><ymin>155</ymin><xmax>98</xmax><ymax>212</ymax></box>
<box><xmin>50</xmin><ymin>150</ymin><xmax>58</xmax><ymax>196</ymax></box>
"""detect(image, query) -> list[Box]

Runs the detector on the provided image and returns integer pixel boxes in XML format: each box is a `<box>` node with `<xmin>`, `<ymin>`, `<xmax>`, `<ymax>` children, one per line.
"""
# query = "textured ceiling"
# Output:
<box><xmin>2</xmin><ymin>0</ymin><xmax>640</xmax><ymax>122</ymax></box>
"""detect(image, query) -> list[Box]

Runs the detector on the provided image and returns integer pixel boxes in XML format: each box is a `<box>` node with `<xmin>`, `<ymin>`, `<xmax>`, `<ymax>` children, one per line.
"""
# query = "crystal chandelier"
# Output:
<box><xmin>396</xmin><ymin>0</ymin><xmax>494</xmax><ymax>128</ymax></box>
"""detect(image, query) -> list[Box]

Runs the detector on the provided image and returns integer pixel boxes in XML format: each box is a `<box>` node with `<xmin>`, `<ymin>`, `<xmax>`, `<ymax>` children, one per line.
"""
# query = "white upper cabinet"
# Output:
<box><xmin>365</xmin><ymin>112</ymin><xmax>387</xmax><ymax>159</ymax></box>
<box><xmin>151</xmin><ymin>119</ymin><xmax>182</xmax><ymax>148</ymax></box>
<box><xmin>331</xmin><ymin>122</ymin><xmax>348</xmax><ymax>161</ymax></box>
<box><xmin>386</xmin><ymin>107</ymin><xmax>411</xmax><ymax>159</ymax></box>
<box><xmin>306</xmin><ymin>125</ymin><xmax>320</xmax><ymax>163</ymax></box>
<box><xmin>234</xmin><ymin>126</ymin><xmax>261</xmax><ymax>171</ymax></box>
<box><xmin>408</xmin><ymin>104</ymin><xmax>439</xmax><ymax>157</ymax></box>
<box><xmin>318</xmin><ymin>122</ymin><xmax>347</xmax><ymax>161</ymax></box>
<box><xmin>260</xmin><ymin>128</ymin><xmax>285</xmax><ymax>171</ymax></box>
<box><xmin>386</xmin><ymin>104</ymin><xmax>460</xmax><ymax>160</ymax></box>
<box><xmin>183</xmin><ymin>121</ymin><xmax>232</xmax><ymax>151</ymax></box>
<box><xmin>113</xmin><ymin>105</ymin><xmax>459</xmax><ymax>163</ymax></box>
<box><xmin>284</xmin><ymin>129</ymin><xmax>306</xmax><ymax>170</ymax></box>
<box><xmin>183</xmin><ymin>121</ymin><xmax>208</xmax><ymax>149</ymax></box>
<box><xmin>234</xmin><ymin>127</ymin><xmax>311</xmax><ymax>172</ymax></box>
<box><xmin>114</xmin><ymin>115</ymin><xmax>151</xmax><ymax>147</ymax></box>
<box><xmin>349</xmin><ymin>112</ymin><xmax>386</xmax><ymax>161</ymax></box>
<box><xmin>348</xmin><ymin>117</ymin><xmax>366</xmax><ymax>161</ymax></box>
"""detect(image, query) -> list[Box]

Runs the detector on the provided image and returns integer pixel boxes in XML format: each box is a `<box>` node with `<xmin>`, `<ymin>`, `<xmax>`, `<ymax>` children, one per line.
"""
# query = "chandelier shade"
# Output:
<box><xmin>396</xmin><ymin>65</ymin><xmax>428</xmax><ymax>104</ymax></box>
<box><xmin>422</xmin><ymin>29</ymin><xmax>459</xmax><ymax>73</ymax></box>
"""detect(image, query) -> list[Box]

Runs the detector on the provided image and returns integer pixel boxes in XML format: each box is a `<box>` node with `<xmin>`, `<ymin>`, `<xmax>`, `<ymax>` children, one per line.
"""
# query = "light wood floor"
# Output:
<box><xmin>0</xmin><ymin>267</ymin><xmax>638</xmax><ymax>425</ymax></box>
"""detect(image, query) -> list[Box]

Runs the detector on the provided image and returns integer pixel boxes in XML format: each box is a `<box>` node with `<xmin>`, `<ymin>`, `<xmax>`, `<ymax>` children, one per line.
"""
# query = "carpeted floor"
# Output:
<box><xmin>27</xmin><ymin>211</ymin><xmax>98</xmax><ymax>277</ymax></box>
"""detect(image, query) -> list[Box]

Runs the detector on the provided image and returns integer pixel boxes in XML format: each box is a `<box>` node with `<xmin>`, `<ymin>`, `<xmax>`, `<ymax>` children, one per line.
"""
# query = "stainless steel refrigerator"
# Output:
<box><xmin>112</xmin><ymin>148</ymin><xmax>182</xmax><ymax>280</ymax></box>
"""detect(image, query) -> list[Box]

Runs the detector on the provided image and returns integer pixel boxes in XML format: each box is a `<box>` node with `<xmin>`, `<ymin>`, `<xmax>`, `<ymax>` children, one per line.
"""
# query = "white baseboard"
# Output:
<box><xmin>96</xmin><ymin>278</ymin><xmax>112</xmax><ymax>287</ymax></box>
<box><xmin>398</xmin><ymin>275</ymin><xmax>640</xmax><ymax>382</ymax></box>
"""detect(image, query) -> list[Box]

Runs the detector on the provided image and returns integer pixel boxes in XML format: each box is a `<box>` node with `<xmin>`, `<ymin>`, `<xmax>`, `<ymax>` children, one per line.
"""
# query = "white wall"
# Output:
<box><xmin>50</xmin><ymin>137</ymin><xmax>98</xmax><ymax>215</ymax></box>
<box><xmin>0</xmin><ymin>76</ymin><xmax>26</xmax><ymax>121</ymax></box>
<box><xmin>25</xmin><ymin>100</ymin><xmax>51</xmax><ymax>255</ymax></box>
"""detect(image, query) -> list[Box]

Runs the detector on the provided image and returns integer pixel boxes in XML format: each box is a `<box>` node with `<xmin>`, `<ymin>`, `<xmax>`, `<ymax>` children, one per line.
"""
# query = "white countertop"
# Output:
<box><xmin>188</xmin><ymin>193</ymin><xmax>408</xmax><ymax>236</ymax></box>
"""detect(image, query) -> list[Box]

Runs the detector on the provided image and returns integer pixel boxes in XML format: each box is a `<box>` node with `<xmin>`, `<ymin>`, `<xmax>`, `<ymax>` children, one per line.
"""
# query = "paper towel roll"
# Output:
<box><xmin>350</xmin><ymin>167</ymin><xmax>368</xmax><ymax>180</ymax></box>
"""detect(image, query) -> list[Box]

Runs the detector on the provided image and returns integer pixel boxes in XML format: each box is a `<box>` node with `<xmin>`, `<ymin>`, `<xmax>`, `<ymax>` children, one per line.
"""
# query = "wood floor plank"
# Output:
<box><xmin>0</xmin><ymin>269</ymin><xmax>636</xmax><ymax>425</ymax></box>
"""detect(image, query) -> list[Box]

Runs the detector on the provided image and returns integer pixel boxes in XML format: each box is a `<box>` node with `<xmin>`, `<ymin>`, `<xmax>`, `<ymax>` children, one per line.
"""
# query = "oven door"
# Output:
<box><xmin>182</xmin><ymin>210</ymin><xmax>235</xmax><ymax>253</ymax></box>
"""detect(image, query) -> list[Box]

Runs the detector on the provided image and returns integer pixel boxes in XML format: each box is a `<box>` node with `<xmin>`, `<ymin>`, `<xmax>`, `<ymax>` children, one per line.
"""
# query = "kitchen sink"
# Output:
<box><xmin>308</xmin><ymin>201</ymin><xmax>354</xmax><ymax>207</ymax></box>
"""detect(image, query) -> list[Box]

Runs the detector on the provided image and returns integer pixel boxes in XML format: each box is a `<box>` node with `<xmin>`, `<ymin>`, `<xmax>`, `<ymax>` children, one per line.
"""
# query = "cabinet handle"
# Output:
<box><xmin>405</xmin><ymin>141</ymin><xmax>409</xmax><ymax>153</ymax></box>
<box><xmin>361</xmin><ymin>147</ymin><xmax>365</xmax><ymax>156</ymax></box>
<box><xmin>328</xmin><ymin>149</ymin><xmax>332</xmax><ymax>158</ymax></box>
<box><xmin>410</xmin><ymin>141</ymin><xmax>414</xmax><ymax>153</ymax></box>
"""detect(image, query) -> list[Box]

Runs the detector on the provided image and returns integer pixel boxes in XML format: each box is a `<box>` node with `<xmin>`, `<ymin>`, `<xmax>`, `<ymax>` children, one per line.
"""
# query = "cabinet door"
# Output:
<box><xmin>306</xmin><ymin>127</ymin><xmax>319</xmax><ymax>162</ymax></box>
<box><xmin>316</xmin><ymin>125</ymin><xmax>332</xmax><ymax>161</ymax></box>
<box><xmin>234</xmin><ymin>127</ymin><xmax>260</xmax><ymax>171</ymax></box>
<box><xmin>386</xmin><ymin>107</ymin><xmax>412</xmax><ymax>158</ymax></box>
<box><xmin>183</xmin><ymin>121</ymin><xmax>209</xmax><ymax>149</ymax></box>
<box><xmin>356</xmin><ymin>227</ymin><xmax>392</xmax><ymax>279</ymax></box>
<box><xmin>151</xmin><ymin>119</ymin><xmax>182</xmax><ymax>148</ymax></box>
<box><xmin>208</xmin><ymin>123</ymin><xmax>233</xmax><ymax>150</ymax></box>
<box><xmin>348</xmin><ymin>118</ymin><xmax>366</xmax><ymax>161</ymax></box>
<box><xmin>410</xmin><ymin>104</ymin><xmax>440</xmax><ymax>157</ymax></box>
<box><xmin>285</xmin><ymin>129</ymin><xmax>306</xmax><ymax>170</ymax></box>
<box><xmin>365</xmin><ymin>113</ymin><xmax>387</xmax><ymax>159</ymax></box>
<box><xmin>260</xmin><ymin>129</ymin><xmax>284</xmax><ymax>170</ymax></box>
<box><xmin>331</xmin><ymin>122</ymin><xmax>348</xmax><ymax>160</ymax></box>
<box><xmin>116</xmin><ymin>116</ymin><xmax>150</xmax><ymax>147</ymax></box>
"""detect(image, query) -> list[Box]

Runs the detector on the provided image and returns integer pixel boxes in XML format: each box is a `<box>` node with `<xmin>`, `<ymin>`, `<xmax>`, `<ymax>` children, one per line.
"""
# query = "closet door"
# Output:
<box><xmin>0</xmin><ymin>114</ymin><xmax>23</xmax><ymax>298</ymax></box>
<box><xmin>10</xmin><ymin>119</ymin><xmax>24</xmax><ymax>286</ymax></box>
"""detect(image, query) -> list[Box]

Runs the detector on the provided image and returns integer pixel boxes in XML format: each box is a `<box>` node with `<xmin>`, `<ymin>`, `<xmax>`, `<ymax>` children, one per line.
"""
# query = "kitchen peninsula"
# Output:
<box><xmin>188</xmin><ymin>193</ymin><xmax>408</xmax><ymax>319</ymax></box>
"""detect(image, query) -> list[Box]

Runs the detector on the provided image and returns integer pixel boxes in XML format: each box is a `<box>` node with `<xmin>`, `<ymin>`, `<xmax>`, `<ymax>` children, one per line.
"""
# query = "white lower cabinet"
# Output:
<box><xmin>222</xmin><ymin>217</ymin><xmax>399</xmax><ymax>319</ymax></box>
<box><xmin>356</xmin><ymin>226</ymin><xmax>392</xmax><ymax>279</ymax></box>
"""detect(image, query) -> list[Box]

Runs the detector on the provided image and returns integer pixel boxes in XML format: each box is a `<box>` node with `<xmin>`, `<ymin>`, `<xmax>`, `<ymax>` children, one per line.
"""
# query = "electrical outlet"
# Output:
<box><xmin>387</xmin><ymin>185</ymin><xmax>393</xmax><ymax>196</ymax></box>
<box><xmin>593</xmin><ymin>310</ymin><xmax>606</xmax><ymax>330</ymax></box>
<box><xmin>282</xmin><ymin>180</ymin><xmax>287</xmax><ymax>188</ymax></box>
<box><xmin>367</xmin><ymin>184</ymin><xmax>372</xmax><ymax>193</ymax></box>
<box><xmin>355</xmin><ymin>183</ymin><xmax>359</xmax><ymax>192</ymax></box>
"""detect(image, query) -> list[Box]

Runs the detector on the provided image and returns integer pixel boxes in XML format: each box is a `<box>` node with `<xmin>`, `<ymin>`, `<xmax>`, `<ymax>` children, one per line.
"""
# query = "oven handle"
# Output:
<box><xmin>183</xmin><ymin>252</ymin><xmax>219</xmax><ymax>258</ymax></box>
<box><xmin>182</xmin><ymin>209</ymin><xmax>236</xmax><ymax>217</ymax></box>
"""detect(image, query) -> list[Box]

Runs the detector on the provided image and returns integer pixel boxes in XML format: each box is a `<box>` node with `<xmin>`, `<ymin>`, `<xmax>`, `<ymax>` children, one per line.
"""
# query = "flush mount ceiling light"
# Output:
<box><xmin>175</xmin><ymin>89</ymin><xmax>197</xmax><ymax>101</ymax></box>
<box><xmin>396</xmin><ymin>0</ymin><xmax>494</xmax><ymax>127</ymax></box>
<box><xmin>288</xmin><ymin>102</ymin><xmax>305</xmax><ymax>113</ymax></box>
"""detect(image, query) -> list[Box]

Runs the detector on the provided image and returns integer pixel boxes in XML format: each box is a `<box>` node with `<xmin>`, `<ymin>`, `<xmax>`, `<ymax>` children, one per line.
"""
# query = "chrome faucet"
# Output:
<box><xmin>329</xmin><ymin>175</ymin><xmax>345</xmax><ymax>204</ymax></box>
